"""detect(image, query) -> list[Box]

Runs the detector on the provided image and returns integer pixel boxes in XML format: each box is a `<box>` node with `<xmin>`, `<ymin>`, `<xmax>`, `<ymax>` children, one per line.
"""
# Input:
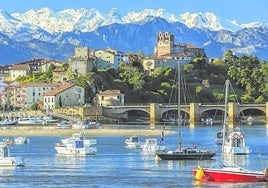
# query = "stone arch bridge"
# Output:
<box><xmin>102</xmin><ymin>102</ymin><xmax>268</xmax><ymax>127</ymax></box>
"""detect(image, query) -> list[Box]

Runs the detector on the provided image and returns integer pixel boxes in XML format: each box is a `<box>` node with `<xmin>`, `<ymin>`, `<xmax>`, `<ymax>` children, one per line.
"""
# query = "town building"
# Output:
<box><xmin>96</xmin><ymin>90</ymin><xmax>125</xmax><ymax>106</ymax></box>
<box><xmin>10</xmin><ymin>64</ymin><xmax>31</xmax><ymax>81</ymax></box>
<box><xmin>94</xmin><ymin>48</ymin><xmax>129</xmax><ymax>69</ymax></box>
<box><xmin>143</xmin><ymin>31</ymin><xmax>207</xmax><ymax>73</ymax></box>
<box><xmin>15</xmin><ymin>82</ymin><xmax>63</xmax><ymax>110</ymax></box>
<box><xmin>41</xmin><ymin>60</ymin><xmax>63</xmax><ymax>73</ymax></box>
<box><xmin>43</xmin><ymin>84</ymin><xmax>85</xmax><ymax>111</ymax></box>
<box><xmin>69</xmin><ymin>46</ymin><xmax>95</xmax><ymax>75</ymax></box>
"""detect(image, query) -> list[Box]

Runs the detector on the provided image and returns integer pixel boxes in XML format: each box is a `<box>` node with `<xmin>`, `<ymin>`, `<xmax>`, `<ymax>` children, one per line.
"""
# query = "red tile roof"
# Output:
<box><xmin>99</xmin><ymin>90</ymin><xmax>122</xmax><ymax>95</ymax></box>
<box><xmin>10</xmin><ymin>64</ymin><xmax>29</xmax><ymax>70</ymax></box>
<box><xmin>43</xmin><ymin>84</ymin><xmax>73</xmax><ymax>96</ymax></box>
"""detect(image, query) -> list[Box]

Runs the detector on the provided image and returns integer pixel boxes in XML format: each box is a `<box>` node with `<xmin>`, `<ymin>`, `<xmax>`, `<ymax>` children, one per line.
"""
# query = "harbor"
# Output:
<box><xmin>0</xmin><ymin>124</ymin><xmax>267</xmax><ymax>187</ymax></box>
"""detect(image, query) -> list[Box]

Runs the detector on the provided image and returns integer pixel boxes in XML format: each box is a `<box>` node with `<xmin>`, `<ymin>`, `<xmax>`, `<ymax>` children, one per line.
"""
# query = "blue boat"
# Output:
<box><xmin>0</xmin><ymin>119</ymin><xmax>18</xmax><ymax>125</ymax></box>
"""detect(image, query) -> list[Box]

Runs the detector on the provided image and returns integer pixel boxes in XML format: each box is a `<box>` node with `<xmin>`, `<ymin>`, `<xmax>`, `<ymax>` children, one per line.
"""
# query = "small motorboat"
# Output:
<box><xmin>125</xmin><ymin>135</ymin><xmax>140</xmax><ymax>148</ymax></box>
<box><xmin>0</xmin><ymin>142</ymin><xmax>24</xmax><ymax>166</ymax></box>
<box><xmin>55</xmin><ymin>131</ymin><xmax>97</xmax><ymax>155</ymax></box>
<box><xmin>0</xmin><ymin>119</ymin><xmax>18</xmax><ymax>125</ymax></box>
<box><xmin>214</xmin><ymin>129</ymin><xmax>228</xmax><ymax>145</ymax></box>
<box><xmin>193</xmin><ymin>165</ymin><xmax>268</xmax><ymax>182</ymax></box>
<box><xmin>140</xmin><ymin>138</ymin><xmax>166</xmax><ymax>154</ymax></box>
<box><xmin>14</xmin><ymin>137</ymin><xmax>30</xmax><ymax>144</ymax></box>
<box><xmin>223</xmin><ymin>127</ymin><xmax>250</xmax><ymax>155</ymax></box>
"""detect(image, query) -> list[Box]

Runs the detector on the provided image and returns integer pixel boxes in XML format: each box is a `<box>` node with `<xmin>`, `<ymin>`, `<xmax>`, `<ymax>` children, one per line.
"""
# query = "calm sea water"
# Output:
<box><xmin>1</xmin><ymin>125</ymin><xmax>268</xmax><ymax>188</ymax></box>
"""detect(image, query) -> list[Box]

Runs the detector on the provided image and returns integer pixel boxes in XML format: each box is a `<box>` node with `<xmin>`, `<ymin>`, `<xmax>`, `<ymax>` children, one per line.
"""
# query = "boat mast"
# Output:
<box><xmin>178</xmin><ymin>61</ymin><xmax>181</xmax><ymax>149</ymax></box>
<box><xmin>222</xmin><ymin>79</ymin><xmax>230</xmax><ymax>156</ymax></box>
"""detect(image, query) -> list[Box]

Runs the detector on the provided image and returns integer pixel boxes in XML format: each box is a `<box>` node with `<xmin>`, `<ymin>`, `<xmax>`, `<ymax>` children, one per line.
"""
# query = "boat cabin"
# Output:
<box><xmin>0</xmin><ymin>142</ymin><xmax>9</xmax><ymax>157</ymax></box>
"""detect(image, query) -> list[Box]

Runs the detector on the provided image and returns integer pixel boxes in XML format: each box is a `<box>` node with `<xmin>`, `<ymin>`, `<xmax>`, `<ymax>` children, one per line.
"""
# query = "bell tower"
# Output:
<box><xmin>154</xmin><ymin>32</ymin><xmax>174</xmax><ymax>57</ymax></box>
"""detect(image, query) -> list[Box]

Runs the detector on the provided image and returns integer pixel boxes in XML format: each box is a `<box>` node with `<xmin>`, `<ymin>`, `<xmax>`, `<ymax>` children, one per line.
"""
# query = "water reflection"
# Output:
<box><xmin>192</xmin><ymin>180</ymin><xmax>268</xmax><ymax>188</ymax></box>
<box><xmin>54</xmin><ymin>154</ymin><xmax>86</xmax><ymax>168</ymax></box>
<box><xmin>222</xmin><ymin>154</ymin><xmax>248</xmax><ymax>166</ymax></box>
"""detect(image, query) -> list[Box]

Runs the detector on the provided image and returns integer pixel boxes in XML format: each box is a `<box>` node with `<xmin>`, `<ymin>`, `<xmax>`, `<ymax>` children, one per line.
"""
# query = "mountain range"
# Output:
<box><xmin>0</xmin><ymin>8</ymin><xmax>268</xmax><ymax>65</ymax></box>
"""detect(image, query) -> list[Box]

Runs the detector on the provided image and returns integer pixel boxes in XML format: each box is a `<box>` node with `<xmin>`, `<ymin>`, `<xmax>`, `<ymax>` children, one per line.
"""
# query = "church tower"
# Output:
<box><xmin>153</xmin><ymin>32</ymin><xmax>174</xmax><ymax>57</ymax></box>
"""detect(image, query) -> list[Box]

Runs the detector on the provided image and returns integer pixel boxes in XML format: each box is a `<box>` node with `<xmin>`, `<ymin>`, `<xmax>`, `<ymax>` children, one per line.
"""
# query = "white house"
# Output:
<box><xmin>94</xmin><ymin>48</ymin><xmax>129</xmax><ymax>69</ymax></box>
<box><xmin>143</xmin><ymin>53</ymin><xmax>192</xmax><ymax>73</ymax></box>
<box><xmin>10</xmin><ymin>64</ymin><xmax>31</xmax><ymax>81</ymax></box>
<box><xmin>43</xmin><ymin>84</ymin><xmax>85</xmax><ymax>111</ymax></box>
<box><xmin>16</xmin><ymin>82</ymin><xmax>63</xmax><ymax>109</ymax></box>
<box><xmin>96</xmin><ymin>90</ymin><xmax>125</xmax><ymax>106</ymax></box>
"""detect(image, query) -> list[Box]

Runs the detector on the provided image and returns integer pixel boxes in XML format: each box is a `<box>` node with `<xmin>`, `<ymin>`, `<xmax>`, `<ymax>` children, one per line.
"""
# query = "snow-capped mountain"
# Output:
<box><xmin>0</xmin><ymin>8</ymin><xmax>268</xmax><ymax>64</ymax></box>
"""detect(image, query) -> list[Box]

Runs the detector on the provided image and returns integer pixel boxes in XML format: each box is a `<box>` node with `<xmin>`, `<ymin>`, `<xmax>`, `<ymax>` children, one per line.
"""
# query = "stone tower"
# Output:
<box><xmin>154</xmin><ymin>32</ymin><xmax>174</xmax><ymax>57</ymax></box>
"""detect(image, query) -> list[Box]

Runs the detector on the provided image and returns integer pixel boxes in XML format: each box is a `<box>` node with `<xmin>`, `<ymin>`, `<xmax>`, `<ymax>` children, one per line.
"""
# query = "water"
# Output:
<box><xmin>1</xmin><ymin>125</ymin><xmax>268</xmax><ymax>187</ymax></box>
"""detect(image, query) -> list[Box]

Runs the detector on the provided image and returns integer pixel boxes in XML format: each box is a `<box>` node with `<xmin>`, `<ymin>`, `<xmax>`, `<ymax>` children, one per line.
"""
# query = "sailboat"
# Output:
<box><xmin>192</xmin><ymin>79</ymin><xmax>268</xmax><ymax>182</ymax></box>
<box><xmin>214</xmin><ymin>80</ymin><xmax>250</xmax><ymax>154</ymax></box>
<box><xmin>155</xmin><ymin>62</ymin><xmax>216</xmax><ymax>160</ymax></box>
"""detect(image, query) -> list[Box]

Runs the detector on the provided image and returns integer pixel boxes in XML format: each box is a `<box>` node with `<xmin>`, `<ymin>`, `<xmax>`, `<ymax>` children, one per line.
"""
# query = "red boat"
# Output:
<box><xmin>192</xmin><ymin>166</ymin><xmax>268</xmax><ymax>182</ymax></box>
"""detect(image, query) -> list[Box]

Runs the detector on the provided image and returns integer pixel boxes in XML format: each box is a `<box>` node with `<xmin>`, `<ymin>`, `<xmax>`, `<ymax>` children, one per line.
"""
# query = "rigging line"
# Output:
<box><xmin>228</xmin><ymin>79</ymin><xmax>244</xmax><ymax>126</ymax></box>
<box><xmin>257</xmin><ymin>149</ymin><xmax>265</xmax><ymax>169</ymax></box>
<box><xmin>160</xmin><ymin>68</ymin><xmax>177</xmax><ymax>144</ymax></box>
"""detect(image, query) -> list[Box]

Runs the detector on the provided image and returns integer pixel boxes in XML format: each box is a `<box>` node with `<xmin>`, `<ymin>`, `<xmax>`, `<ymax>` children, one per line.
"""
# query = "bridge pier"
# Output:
<box><xmin>265</xmin><ymin>102</ymin><xmax>268</xmax><ymax>127</ymax></box>
<box><xmin>189</xmin><ymin>103</ymin><xmax>200</xmax><ymax>127</ymax></box>
<box><xmin>149</xmin><ymin>103</ymin><xmax>161</xmax><ymax>129</ymax></box>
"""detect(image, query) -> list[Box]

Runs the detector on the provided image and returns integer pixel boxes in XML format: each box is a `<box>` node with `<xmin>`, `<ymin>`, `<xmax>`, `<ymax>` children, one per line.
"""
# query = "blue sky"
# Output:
<box><xmin>0</xmin><ymin>0</ymin><xmax>267</xmax><ymax>24</ymax></box>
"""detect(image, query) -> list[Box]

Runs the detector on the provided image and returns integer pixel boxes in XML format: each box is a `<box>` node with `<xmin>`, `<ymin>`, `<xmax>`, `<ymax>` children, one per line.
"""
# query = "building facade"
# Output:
<box><xmin>142</xmin><ymin>31</ymin><xmax>207</xmax><ymax>72</ymax></box>
<box><xmin>96</xmin><ymin>90</ymin><xmax>125</xmax><ymax>106</ymax></box>
<box><xmin>43</xmin><ymin>84</ymin><xmax>85</xmax><ymax>111</ymax></box>
<box><xmin>94</xmin><ymin>48</ymin><xmax>129</xmax><ymax>69</ymax></box>
<box><xmin>69</xmin><ymin>46</ymin><xmax>95</xmax><ymax>75</ymax></box>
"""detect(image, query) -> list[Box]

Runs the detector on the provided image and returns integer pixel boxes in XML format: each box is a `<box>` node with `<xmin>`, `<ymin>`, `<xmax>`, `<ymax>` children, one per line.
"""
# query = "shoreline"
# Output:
<box><xmin>0</xmin><ymin>125</ymin><xmax>175</xmax><ymax>137</ymax></box>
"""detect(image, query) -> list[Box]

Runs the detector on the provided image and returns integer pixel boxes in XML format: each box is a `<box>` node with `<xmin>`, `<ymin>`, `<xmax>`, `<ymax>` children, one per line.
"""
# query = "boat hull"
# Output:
<box><xmin>192</xmin><ymin>167</ymin><xmax>268</xmax><ymax>182</ymax></box>
<box><xmin>55</xmin><ymin>145</ymin><xmax>97</xmax><ymax>155</ymax></box>
<box><xmin>0</xmin><ymin>156</ymin><xmax>24</xmax><ymax>166</ymax></box>
<box><xmin>156</xmin><ymin>151</ymin><xmax>216</xmax><ymax>160</ymax></box>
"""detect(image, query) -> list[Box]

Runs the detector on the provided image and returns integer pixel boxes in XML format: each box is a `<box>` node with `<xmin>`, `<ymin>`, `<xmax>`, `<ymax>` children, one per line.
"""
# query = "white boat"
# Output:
<box><xmin>72</xmin><ymin>121</ymin><xmax>89</xmax><ymax>129</ymax></box>
<box><xmin>140</xmin><ymin>138</ymin><xmax>166</xmax><ymax>154</ymax></box>
<box><xmin>3</xmin><ymin>138</ymin><xmax>13</xmax><ymax>145</ymax></box>
<box><xmin>61</xmin><ymin>132</ymin><xmax>97</xmax><ymax>146</ymax></box>
<box><xmin>125</xmin><ymin>135</ymin><xmax>140</xmax><ymax>148</ymax></box>
<box><xmin>56</xmin><ymin>121</ymin><xmax>72</xmax><ymax>129</ymax></box>
<box><xmin>18</xmin><ymin>116</ymin><xmax>45</xmax><ymax>125</ymax></box>
<box><xmin>14</xmin><ymin>137</ymin><xmax>30</xmax><ymax>144</ymax></box>
<box><xmin>223</xmin><ymin>127</ymin><xmax>251</xmax><ymax>155</ymax></box>
<box><xmin>43</xmin><ymin>115</ymin><xmax>59</xmax><ymax>124</ymax></box>
<box><xmin>0</xmin><ymin>142</ymin><xmax>24</xmax><ymax>166</ymax></box>
<box><xmin>214</xmin><ymin>129</ymin><xmax>227</xmax><ymax>145</ymax></box>
<box><xmin>55</xmin><ymin>131</ymin><xmax>97</xmax><ymax>155</ymax></box>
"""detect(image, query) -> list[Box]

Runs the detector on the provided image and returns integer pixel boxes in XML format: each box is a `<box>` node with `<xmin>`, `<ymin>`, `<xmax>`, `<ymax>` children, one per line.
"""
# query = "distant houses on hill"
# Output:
<box><xmin>0</xmin><ymin>31</ymin><xmax>207</xmax><ymax>112</ymax></box>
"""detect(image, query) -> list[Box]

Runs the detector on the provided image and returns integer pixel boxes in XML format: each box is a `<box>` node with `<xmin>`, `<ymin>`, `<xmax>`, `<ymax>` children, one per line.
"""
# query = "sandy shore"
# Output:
<box><xmin>0</xmin><ymin>125</ymin><xmax>175</xmax><ymax>136</ymax></box>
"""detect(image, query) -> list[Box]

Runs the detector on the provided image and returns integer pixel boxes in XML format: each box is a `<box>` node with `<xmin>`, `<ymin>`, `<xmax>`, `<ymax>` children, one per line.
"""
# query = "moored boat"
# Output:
<box><xmin>155</xmin><ymin>61</ymin><xmax>215</xmax><ymax>161</ymax></box>
<box><xmin>14</xmin><ymin>137</ymin><xmax>30</xmax><ymax>144</ymax></box>
<box><xmin>0</xmin><ymin>119</ymin><xmax>18</xmax><ymax>125</ymax></box>
<box><xmin>55</xmin><ymin>131</ymin><xmax>97</xmax><ymax>155</ymax></box>
<box><xmin>193</xmin><ymin>166</ymin><xmax>268</xmax><ymax>182</ymax></box>
<box><xmin>0</xmin><ymin>142</ymin><xmax>24</xmax><ymax>166</ymax></box>
<box><xmin>140</xmin><ymin>138</ymin><xmax>166</xmax><ymax>154</ymax></box>
<box><xmin>156</xmin><ymin>146</ymin><xmax>216</xmax><ymax>160</ymax></box>
<box><xmin>223</xmin><ymin>127</ymin><xmax>250</xmax><ymax>155</ymax></box>
<box><xmin>125</xmin><ymin>135</ymin><xmax>140</xmax><ymax>148</ymax></box>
